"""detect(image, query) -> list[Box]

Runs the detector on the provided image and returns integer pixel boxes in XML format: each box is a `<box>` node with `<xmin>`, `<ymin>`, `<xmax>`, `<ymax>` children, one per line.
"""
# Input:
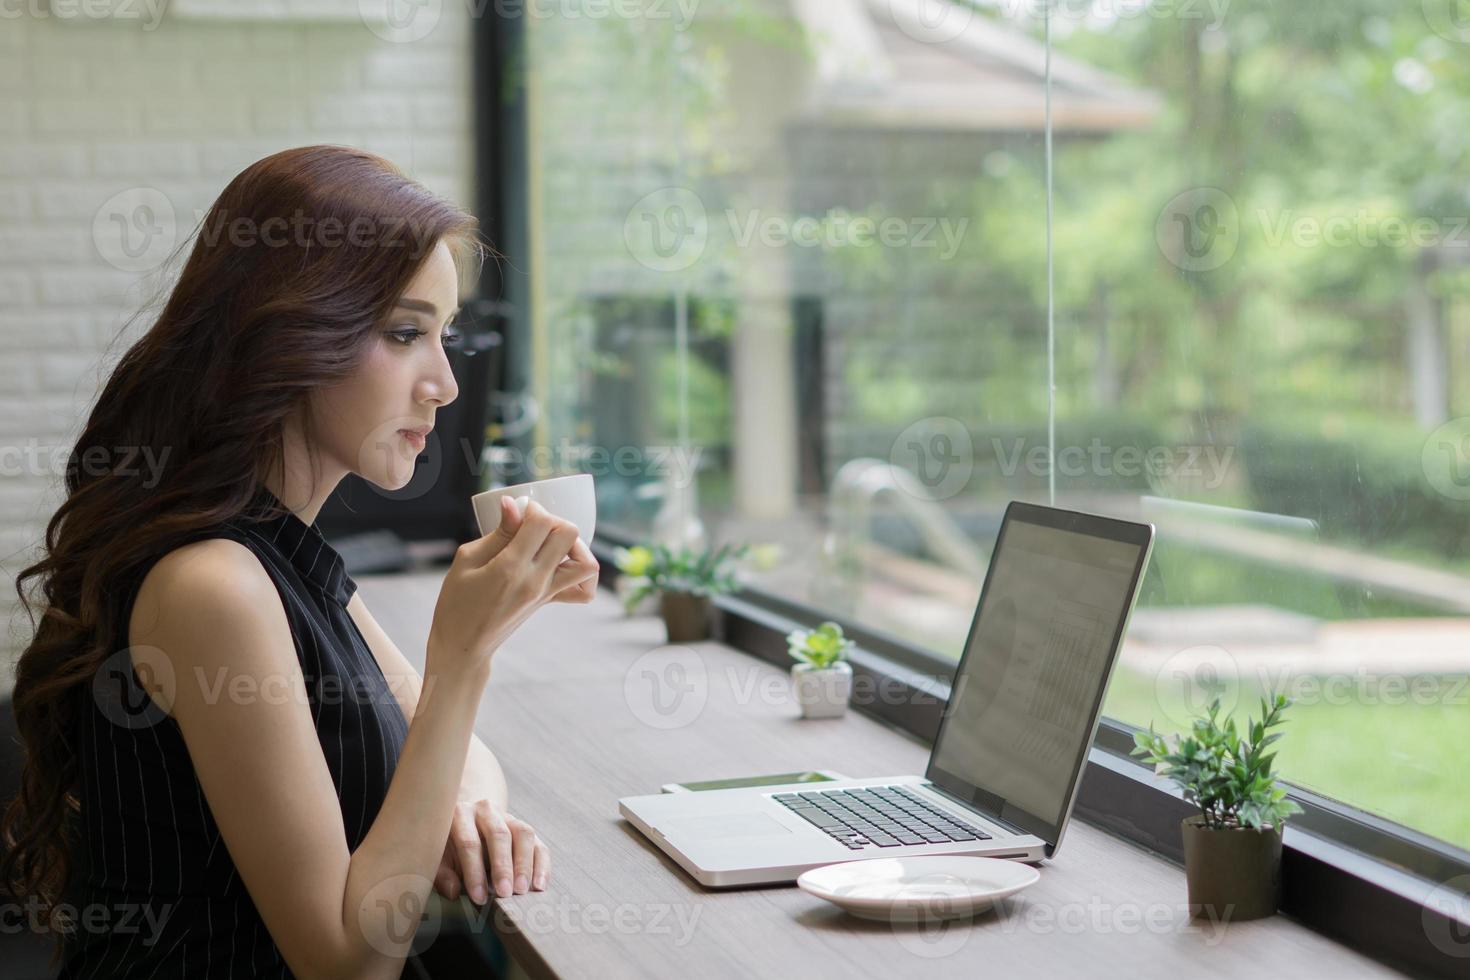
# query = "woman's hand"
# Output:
<box><xmin>434</xmin><ymin>799</ymin><xmax>549</xmax><ymax>902</ymax></box>
<box><xmin>548</xmin><ymin>536</ymin><xmax>600</xmax><ymax>605</ymax></box>
<box><xmin>426</xmin><ymin>497</ymin><xmax>598</xmax><ymax>677</ymax></box>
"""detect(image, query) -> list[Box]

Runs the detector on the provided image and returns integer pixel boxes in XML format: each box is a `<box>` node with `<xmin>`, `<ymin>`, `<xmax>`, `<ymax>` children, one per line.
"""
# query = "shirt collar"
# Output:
<box><xmin>239</xmin><ymin>485</ymin><xmax>355</xmax><ymax>607</ymax></box>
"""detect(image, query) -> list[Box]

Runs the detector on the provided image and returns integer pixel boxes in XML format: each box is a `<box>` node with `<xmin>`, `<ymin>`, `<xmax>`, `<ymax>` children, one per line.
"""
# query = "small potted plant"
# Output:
<box><xmin>613</xmin><ymin>542</ymin><xmax>748</xmax><ymax>643</ymax></box>
<box><xmin>785</xmin><ymin>621</ymin><xmax>855</xmax><ymax>719</ymax></box>
<box><xmin>1131</xmin><ymin>694</ymin><xmax>1303</xmax><ymax>922</ymax></box>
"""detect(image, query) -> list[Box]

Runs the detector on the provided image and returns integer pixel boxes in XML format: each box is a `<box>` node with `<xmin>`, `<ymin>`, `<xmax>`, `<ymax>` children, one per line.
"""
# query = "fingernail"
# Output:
<box><xmin>514</xmin><ymin>875</ymin><xmax>529</xmax><ymax>894</ymax></box>
<box><xmin>496</xmin><ymin>877</ymin><xmax>512</xmax><ymax>898</ymax></box>
<box><xmin>472</xmin><ymin>885</ymin><xmax>487</xmax><ymax>904</ymax></box>
<box><xmin>533</xmin><ymin>873</ymin><xmax>546</xmax><ymax>890</ymax></box>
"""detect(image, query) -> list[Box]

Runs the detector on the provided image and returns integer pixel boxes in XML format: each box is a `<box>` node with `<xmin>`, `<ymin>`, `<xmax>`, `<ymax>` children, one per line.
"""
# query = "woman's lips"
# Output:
<box><xmin>399</xmin><ymin>429</ymin><xmax>428</xmax><ymax>452</ymax></box>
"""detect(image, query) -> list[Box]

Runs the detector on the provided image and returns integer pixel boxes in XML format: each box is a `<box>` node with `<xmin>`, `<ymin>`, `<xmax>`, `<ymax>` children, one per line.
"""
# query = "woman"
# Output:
<box><xmin>1</xmin><ymin>145</ymin><xmax>600</xmax><ymax>978</ymax></box>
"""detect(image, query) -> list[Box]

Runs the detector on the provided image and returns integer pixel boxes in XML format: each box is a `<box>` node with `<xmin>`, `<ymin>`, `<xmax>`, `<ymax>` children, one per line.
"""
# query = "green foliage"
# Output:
<box><xmin>1131</xmin><ymin>694</ymin><xmax>1305</xmax><ymax>831</ymax></box>
<box><xmin>785</xmin><ymin>620</ymin><xmax>854</xmax><ymax>669</ymax></box>
<box><xmin>614</xmin><ymin>541</ymin><xmax>749</xmax><ymax>614</ymax></box>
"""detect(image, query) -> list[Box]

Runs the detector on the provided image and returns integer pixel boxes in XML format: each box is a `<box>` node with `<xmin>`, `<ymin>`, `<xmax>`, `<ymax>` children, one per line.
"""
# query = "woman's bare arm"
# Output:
<box><xmin>131</xmin><ymin>539</ymin><xmax>488</xmax><ymax>980</ymax></box>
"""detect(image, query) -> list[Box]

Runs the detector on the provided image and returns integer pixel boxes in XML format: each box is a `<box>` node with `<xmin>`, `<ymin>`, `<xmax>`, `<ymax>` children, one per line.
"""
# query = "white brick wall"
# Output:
<box><xmin>0</xmin><ymin>6</ymin><xmax>477</xmax><ymax>687</ymax></box>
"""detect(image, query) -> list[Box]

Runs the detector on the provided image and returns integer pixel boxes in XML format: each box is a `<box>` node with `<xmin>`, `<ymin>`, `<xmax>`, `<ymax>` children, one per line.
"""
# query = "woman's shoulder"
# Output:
<box><xmin>129</xmin><ymin>534</ymin><xmax>288</xmax><ymax>653</ymax></box>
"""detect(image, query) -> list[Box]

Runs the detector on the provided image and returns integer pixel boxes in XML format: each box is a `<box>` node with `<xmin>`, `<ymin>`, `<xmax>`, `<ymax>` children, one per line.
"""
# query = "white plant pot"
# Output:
<box><xmin>791</xmin><ymin>661</ymin><xmax>852</xmax><ymax>719</ymax></box>
<box><xmin>615</xmin><ymin>575</ymin><xmax>661</xmax><ymax>617</ymax></box>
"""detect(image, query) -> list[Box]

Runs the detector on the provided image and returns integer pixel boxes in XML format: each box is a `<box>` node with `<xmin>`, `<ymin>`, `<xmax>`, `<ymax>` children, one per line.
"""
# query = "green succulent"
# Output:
<box><xmin>786</xmin><ymin>621</ymin><xmax>854</xmax><ymax>669</ymax></box>
<box><xmin>615</xmin><ymin>541</ymin><xmax>749</xmax><ymax>614</ymax></box>
<box><xmin>1131</xmin><ymin>693</ymin><xmax>1304</xmax><ymax>832</ymax></box>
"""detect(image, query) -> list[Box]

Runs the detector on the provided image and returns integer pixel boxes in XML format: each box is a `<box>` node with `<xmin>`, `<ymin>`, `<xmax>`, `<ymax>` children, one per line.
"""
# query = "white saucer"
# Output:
<box><xmin>796</xmin><ymin>856</ymin><xmax>1040</xmax><ymax>922</ymax></box>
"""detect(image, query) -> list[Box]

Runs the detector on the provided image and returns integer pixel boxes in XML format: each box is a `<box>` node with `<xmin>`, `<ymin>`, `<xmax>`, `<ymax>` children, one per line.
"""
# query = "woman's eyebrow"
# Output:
<box><xmin>394</xmin><ymin>297</ymin><xmax>463</xmax><ymax>320</ymax></box>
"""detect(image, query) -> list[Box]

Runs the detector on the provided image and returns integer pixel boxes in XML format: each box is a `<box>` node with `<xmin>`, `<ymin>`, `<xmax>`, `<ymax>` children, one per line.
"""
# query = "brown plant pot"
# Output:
<box><xmin>1180</xmin><ymin>815</ymin><xmax>1283</xmax><ymax>923</ymax></box>
<box><xmin>660</xmin><ymin>591</ymin><xmax>711</xmax><ymax>643</ymax></box>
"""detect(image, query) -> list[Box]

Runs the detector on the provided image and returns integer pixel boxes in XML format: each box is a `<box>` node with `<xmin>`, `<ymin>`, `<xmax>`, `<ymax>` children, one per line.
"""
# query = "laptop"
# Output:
<box><xmin>618</xmin><ymin>500</ymin><xmax>1155</xmax><ymax>887</ymax></box>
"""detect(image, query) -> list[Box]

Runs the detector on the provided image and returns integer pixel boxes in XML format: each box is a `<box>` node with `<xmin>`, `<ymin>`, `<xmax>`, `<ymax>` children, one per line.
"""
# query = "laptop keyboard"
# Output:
<box><xmin>772</xmin><ymin>785</ymin><xmax>993</xmax><ymax>850</ymax></box>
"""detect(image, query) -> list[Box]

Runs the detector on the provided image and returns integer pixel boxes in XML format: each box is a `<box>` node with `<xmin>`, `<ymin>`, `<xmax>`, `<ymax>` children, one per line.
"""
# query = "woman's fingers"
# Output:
<box><xmin>508</xmin><ymin>818</ymin><xmax>538</xmax><ymax>894</ymax></box>
<box><xmin>532</xmin><ymin>837</ymin><xmax>551</xmax><ymax>891</ymax></box>
<box><xmin>434</xmin><ymin>837</ymin><xmax>462</xmax><ymax>900</ymax></box>
<box><xmin>450</xmin><ymin>805</ymin><xmax>490</xmax><ymax>904</ymax></box>
<box><xmin>476</xmin><ymin>801</ymin><xmax>516</xmax><ymax>898</ymax></box>
<box><xmin>549</xmin><ymin>540</ymin><xmax>599</xmax><ymax>596</ymax></box>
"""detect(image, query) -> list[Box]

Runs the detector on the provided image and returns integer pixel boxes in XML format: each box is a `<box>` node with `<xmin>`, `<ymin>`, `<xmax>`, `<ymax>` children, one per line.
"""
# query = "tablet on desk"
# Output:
<box><xmin>661</xmin><ymin>770</ymin><xmax>847</xmax><ymax>793</ymax></box>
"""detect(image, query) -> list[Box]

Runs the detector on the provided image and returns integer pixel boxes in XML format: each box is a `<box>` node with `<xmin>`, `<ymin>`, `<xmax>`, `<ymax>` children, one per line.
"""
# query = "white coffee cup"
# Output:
<box><xmin>471</xmin><ymin>473</ymin><xmax>597</xmax><ymax>546</ymax></box>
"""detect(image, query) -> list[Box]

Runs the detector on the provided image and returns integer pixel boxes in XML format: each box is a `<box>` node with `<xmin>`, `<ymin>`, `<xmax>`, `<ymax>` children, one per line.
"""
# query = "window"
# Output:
<box><xmin>501</xmin><ymin>0</ymin><xmax>1470</xmax><ymax>858</ymax></box>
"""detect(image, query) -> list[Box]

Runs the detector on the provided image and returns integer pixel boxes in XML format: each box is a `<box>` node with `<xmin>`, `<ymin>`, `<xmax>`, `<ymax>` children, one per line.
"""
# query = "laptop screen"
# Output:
<box><xmin>925</xmin><ymin>502</ymin><xmax>1153</xmax><ymax>853</ymax></box>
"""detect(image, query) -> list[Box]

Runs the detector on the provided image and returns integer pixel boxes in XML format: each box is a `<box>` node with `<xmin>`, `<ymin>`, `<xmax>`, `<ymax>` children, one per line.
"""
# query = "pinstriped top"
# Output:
<box><xmin>60</xmin><ymin>486</ymin><xmax>410</xmax><ymax>978</ymax></box>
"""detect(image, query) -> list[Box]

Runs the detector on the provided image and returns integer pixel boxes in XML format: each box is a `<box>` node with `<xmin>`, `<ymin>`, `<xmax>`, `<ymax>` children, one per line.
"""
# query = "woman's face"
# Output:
<box><xmin>309</xmin><ymin>238</ymin><xmax>462</xmax><ymax>491</ymax></box>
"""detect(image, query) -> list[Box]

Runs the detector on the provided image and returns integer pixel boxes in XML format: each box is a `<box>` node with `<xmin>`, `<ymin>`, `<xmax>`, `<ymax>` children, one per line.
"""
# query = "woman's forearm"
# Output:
<box><xmin>461</xmin><ymin>735</ymin><xmax>509</xmax><ymax>810</ymax></box>
<box><xmin>336</xmin><ymin>657</ymin><xmax>491</xmax><ymax>980</ymax></box>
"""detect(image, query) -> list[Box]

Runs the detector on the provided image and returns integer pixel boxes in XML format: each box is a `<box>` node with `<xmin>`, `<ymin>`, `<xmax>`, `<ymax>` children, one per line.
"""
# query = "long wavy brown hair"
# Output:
<box><xmin>1</xmin><ymin>144</ymin><xmax>487</xmax><ymax>957</ymax></box>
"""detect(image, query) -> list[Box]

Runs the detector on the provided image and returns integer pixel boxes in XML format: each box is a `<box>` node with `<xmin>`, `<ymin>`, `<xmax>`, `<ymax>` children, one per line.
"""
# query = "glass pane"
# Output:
<box><xmin>1049</xmin><ymin>1</ymin><xmax>1470</xmax><ymax>851</ymax></box>
<box><xmin>517</xmin><ymin>0</ymin><xmax>1470</xmax><ymax>851</ymax></box>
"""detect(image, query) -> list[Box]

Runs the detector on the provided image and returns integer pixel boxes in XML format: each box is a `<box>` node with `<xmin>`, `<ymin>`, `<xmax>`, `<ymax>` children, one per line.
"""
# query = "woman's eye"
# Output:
<box><xmin>442</xmin><ymin>329</ymin><xmax>464</xmax><ymax>350</ymax></box>
<box><xmin>389</xmin><ymin>328</ymin><xmax>425</xmax><ymax>346</ymax></box>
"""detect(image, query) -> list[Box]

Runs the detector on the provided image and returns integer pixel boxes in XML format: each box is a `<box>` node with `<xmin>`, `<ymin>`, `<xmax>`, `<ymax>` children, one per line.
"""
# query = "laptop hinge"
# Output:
<box><xmin>924</xmin><ymin>782</ymin><xmax>1030</xmax><ymax>838</ymax></box>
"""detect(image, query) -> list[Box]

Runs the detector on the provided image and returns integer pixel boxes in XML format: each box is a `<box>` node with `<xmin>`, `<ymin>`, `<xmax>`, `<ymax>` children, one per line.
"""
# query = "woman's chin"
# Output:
<box><xmin>363</xmin><ymin>466</ymin><xmax>416</xmax><ymax>493</ymax></box>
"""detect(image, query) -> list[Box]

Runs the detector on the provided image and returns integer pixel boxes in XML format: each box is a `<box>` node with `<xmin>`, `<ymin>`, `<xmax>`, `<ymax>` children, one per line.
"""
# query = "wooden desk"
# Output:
<box><xmin>357</xmin><ymin>574</ymin><xmax>1401</xmax><ymax>979</ymax></box>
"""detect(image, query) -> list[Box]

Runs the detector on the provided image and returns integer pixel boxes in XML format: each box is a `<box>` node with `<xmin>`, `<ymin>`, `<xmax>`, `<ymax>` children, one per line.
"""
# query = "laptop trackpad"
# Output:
<box><xmin>664</xmin><ymin>812</ymin><xmax>793</xmax><ymax>840</ymax></box>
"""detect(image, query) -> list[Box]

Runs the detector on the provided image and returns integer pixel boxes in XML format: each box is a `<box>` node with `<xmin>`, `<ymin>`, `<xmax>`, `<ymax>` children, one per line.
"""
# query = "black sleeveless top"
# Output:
<box><xmin>60</xmin><ymin>487</ymin><xmax>411</xmax><ymax>978</ymax></box>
